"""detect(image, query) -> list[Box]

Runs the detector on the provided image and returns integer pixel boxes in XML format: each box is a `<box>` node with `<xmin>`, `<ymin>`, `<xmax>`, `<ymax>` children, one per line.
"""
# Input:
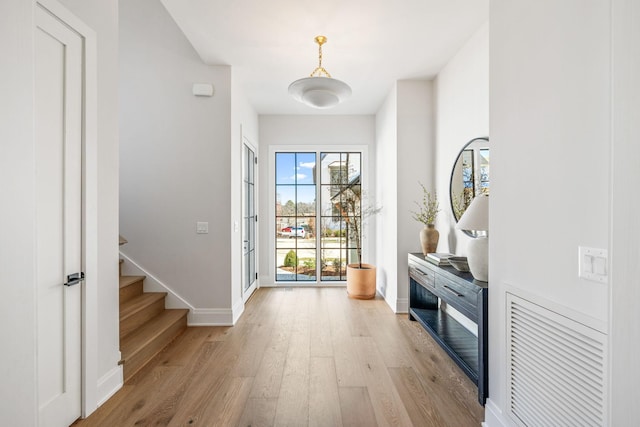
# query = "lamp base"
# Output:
<box><xmin>467</xmin><ymin>236</ymin><xmax>488</xmax><ymax>282</ymax></box>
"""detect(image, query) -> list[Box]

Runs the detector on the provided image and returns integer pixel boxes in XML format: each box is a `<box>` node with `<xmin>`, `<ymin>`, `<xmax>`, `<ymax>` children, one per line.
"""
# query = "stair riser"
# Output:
<box><xmin>123</xmin><ymin>313</ymin><xmax>187</xmax><ymax>382</ymax></box>
<box><xmin>120</xmin><ymin>298</ymin><xmax>166</xmax><ymax>340</ymax></box>
<box><xmin>119</xmin><ymin>280</ymin><xmax>143</xmax><ymax>305</ymax></box>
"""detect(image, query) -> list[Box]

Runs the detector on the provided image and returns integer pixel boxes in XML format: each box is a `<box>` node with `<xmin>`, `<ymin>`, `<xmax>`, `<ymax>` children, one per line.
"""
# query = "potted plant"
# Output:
<box><xmin>411</xmin><ymin>182</ymin><xmax>440</xmax><ymax>255</ymax></box>
<box><xmin>334</xmin><ymin>186</ymin><xmax>381</xmax><ymax>299</ymax></box>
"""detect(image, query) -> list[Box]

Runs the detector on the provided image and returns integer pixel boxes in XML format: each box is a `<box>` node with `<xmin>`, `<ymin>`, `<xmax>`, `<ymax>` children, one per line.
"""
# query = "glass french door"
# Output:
<box><xmin>275</xmin><ymin>151</ymin><xmax>362</xmax><ymax>283</ymax></box>
<box><xmin>243</xmin><ymin>143</ymin><xmax>257</xmax><ymax>300</ymax></box>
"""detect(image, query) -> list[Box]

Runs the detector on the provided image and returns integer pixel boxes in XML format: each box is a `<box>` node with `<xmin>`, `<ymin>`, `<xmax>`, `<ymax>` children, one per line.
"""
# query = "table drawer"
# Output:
<box><xmin>435</xmin><ymin>275</ymin><xmax>479</xmax><ymax>321</ymax></box>
<box><xmin>409</xmin><ymin>265</ymin><xmax>435</xmax><ymax>291</ymax></box>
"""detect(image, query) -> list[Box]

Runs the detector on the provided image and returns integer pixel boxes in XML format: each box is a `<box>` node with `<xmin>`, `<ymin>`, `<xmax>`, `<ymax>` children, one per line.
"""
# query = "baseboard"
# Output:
<box><xmin>232</xmin><ymin>298</ymin><xmax>245</xmax><ymax>325</ymax></box>
<box><xmin>383</xmin><ymin>294</ymin><xmax>397</xmax><ymax>313</ymax></box>
<box><xmin>395</xmin><ymin>297</ymin><xmax>408</xmax><ymax>313</ymax></box>
<box><xmin>259</xmin><ymin>274</ymin><xmax>275</xmax><ymax>287</ymax></box>
<box><xmin>382</xmin><ymin>294</ymin><xmax>408</xmax><ymax>314</ymax></box>
<box><xmin>119</xmin><ymin>252</ymin><xmax>193</xmax><ymax>311</ymax></box>
<box><xmin>483</xmin><ymin>398</ymin><xmax>510</xmax><ymax>427</ymax></box>
<box><xmin>188</xmin><ymin>308</ymin><xmax>234</xmax><ymax>326</ymax></box>
<box><xmin>96</xmin><ymin>365</ymin><xmax>123</xmax><ymax>407</ymax></box>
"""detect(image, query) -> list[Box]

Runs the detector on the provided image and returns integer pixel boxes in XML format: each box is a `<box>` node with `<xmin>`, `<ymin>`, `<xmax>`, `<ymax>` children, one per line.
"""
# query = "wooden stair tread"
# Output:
<box><xmin>119</xmin><ymin>275</ymin><xmax>145</xmax><ymax>289</ymax></box>
<box><xmin>120</xmin><ymin>308</ymin><xmax>188</xmax><ymax>360</ymax></box>
<box><xmin>120</xmin><ymin>292</ymin><xmax>167</xmax><ymax>321</ymax></box>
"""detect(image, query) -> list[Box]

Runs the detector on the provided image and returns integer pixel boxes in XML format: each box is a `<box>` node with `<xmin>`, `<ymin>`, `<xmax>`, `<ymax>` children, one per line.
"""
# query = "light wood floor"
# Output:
<box><xmin>75</xmin><ymin>287</ymin><xmax>484</xmax><ymax>426</ymax></box>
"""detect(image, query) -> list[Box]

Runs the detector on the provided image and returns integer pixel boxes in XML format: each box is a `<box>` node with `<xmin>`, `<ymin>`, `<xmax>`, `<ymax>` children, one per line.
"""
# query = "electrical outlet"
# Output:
<box><xmin>578</xmin><ymin>246</ymin><xmax>608</xmax><ymax>284</ymax></box>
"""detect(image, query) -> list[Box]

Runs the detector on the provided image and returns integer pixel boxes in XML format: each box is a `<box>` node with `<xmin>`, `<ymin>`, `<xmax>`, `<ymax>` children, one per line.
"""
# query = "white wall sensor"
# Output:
<box><xmin>192</xmin><ymin>83</ymin><xmax>214</xmax><ymax>97</ymax></box>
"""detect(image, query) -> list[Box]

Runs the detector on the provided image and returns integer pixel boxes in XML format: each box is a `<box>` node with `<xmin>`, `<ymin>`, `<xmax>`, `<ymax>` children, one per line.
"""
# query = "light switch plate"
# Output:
<box><xmin>578</xmin><ymin>246</ymin><xmax>608</xmax><ymax>284</ymax></box>
<box><xmin>196</xmin><ymin>221</ymin><xmax>209</xmax><ymax>234</ymax></box>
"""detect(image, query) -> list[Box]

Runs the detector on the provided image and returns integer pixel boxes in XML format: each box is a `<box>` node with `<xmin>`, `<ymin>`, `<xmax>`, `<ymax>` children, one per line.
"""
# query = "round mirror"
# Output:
<box><xmin>449</xmin><ymin>137</ymin><xmax>489</xmax><ymax>234</ymax></box>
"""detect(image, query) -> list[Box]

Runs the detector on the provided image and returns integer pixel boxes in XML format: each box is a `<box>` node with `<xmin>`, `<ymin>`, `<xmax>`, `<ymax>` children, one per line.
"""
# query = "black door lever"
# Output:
<box><xmin>65</xmin><ymin>272</ymin><xmax>85</xmax><ymax>286</ymax></box>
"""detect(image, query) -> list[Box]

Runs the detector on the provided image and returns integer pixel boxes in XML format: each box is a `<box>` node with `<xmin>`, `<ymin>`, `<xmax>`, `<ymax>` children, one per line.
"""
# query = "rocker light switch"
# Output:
<box><xmin>196</xmin><ymin>222</ymin><xmax>209</xmax><ymax>234</ymax></box>
<box><xmin>579</xmin><ymin>246</ymin><xmax>607</xmax><ymax>284</ymax></box>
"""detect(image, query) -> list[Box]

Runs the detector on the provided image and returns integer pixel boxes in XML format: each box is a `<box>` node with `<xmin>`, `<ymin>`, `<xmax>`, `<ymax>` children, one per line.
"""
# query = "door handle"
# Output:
<box><xmin>64</xmin><ymin>272</ymin><xmax>85</xmax><ymax>286</ymax></box>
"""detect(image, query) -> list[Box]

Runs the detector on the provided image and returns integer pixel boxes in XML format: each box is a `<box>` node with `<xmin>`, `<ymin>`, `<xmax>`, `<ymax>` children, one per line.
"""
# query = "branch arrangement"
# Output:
<box><xmin>411</xmin><ymin>182</ymin><xmax>439</xmax><ymax>226</ymax></box>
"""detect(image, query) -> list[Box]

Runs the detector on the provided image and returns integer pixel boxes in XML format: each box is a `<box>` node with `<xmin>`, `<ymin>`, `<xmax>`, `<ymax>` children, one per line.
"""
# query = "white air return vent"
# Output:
<box><xmin>507</xmin><ymin>292</ymin><xmax>607</xmax><ymax>427</ymax></box>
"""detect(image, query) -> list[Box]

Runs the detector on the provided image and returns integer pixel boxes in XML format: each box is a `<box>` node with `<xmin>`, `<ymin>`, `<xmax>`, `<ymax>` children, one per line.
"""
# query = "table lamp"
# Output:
<box><xmin>455</xmin><ymin>193</ymin><xmax>489</xmax><ymax>281</ymax></box>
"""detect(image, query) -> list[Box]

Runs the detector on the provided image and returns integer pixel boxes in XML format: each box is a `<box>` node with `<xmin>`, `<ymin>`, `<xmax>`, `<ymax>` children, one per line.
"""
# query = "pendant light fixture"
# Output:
<box><xmin>288</xmin><ymin>35</ymin><xmax>352</xmax><ymax>109</ymax></box>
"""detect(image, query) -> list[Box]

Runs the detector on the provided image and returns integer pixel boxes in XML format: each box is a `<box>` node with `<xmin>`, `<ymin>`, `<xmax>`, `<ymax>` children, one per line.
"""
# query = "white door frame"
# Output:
<box><xmin>609</xmin><ymin>0</ymin><xmax>640</xmax><ymax>423</ymax></box>
<box><xmin>242</xmin><ymin>137</ymin><xmax>259</xmax><ymax>302</ymax></box>
<box><xmin>35</xmin><ymin>0</ymin><xmax>100</xmax><ymax>418</ymax></box>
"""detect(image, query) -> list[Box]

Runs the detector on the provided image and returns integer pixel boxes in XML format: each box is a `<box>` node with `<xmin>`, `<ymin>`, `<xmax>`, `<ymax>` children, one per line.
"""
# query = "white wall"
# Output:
<box><xmin>487</xmin><ymin>1</ymin><xmax>611</xmax><ymax>425</ymax></box>
<box><xmin>396</xmin><ymin>81</ymin><xmax>436</xmax><ymax>311</ymax></box>
<box><xmin>119</xmin><ymin>0</ymin><xmax>235</xmax><ymax>317</ymax></box>
<box><xmin>434</xmin><ymin>23</ymin><xmax>489</xmax><ymax>255</ymax></box>
<box><xmin>258</xmin><ymin>115</ymin><xmax>376</xmax><ymax>286</ymax></box>
<box><xmin>0</xmin><ymin>0</ymin><xmax>120</xmax><ymax>422</ymax></box>
<box><xmin>0</xmin><ymin>2</ymin><xmax>38</xmax><ymax>422</ymax></box>
<box><xmin>375</xmin><ymin>87</ymin><xmax>399</xmax><ymax>305</ymax></box>
<box><xmin>375</xmin><ymin>81</ymin><xmax>435</xmax><ymax>312</ymax></box>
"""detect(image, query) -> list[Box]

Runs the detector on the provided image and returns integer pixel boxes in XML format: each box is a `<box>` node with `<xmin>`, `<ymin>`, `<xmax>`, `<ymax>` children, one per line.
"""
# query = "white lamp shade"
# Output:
<box><xmin>456</xmin><ymin>193</ymin><xmax>489</xmax><ymax>232</ymax></box>
<box><xmin>288</xmin><ymin>76</ymin><xmax>352</xmax><ymax>109</ymax></box>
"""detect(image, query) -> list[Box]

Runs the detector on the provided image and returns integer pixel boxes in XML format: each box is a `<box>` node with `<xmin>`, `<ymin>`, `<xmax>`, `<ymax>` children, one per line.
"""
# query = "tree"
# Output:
<box><xmin>281</xmin><ymin>200</ymin><xmax>295</xmax><ymax>216</ymax></box>
<box><xmin>334</xmin><ymin>186</ymin><xmax>381</xmax><ymax>269</ymax></box>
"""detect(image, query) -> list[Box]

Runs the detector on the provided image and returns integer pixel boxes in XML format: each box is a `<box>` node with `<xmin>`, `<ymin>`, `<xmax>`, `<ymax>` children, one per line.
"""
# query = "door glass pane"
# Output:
<box><xmin>346</xmin><ymin>152</ymin><xmax>361</xmax><ymax>184</ymax></box>
<box><xmin>248</xmin><ymin>148</ymin><xmax>255</xmax><ymax>183</ymax></box>
<box><xmin>321</xmin><ymin>249</ymin><xmax>346</xmax><ymax>281</ymax></box>
<box><xmin>249</xmin><ymin>184</ymin><xmax>254</xmax><ymax>216</ymax></box>
<box><xmin>296</xmin><ymin>185</ymin><xmax>316</xmax><ymax>217</ymax></box>
<box><xmin>296</xmin><ymin>247</ymin><xmax>316</xmax><ymax>281</ymax></box>
<box><xmin>275</xmin><ymin>152</ymin><xmax>317</xmax><ymax>282</ymax></box>
<box><xmin>276</xmin><ymin>216</ymin><xmax>296</xmax><ymax>248</ymax></box>
<box><xmin>276</xmin><ymin>249</ymin><xmax>297</xmax><ymax>281</ymax></box>
<box><xmin>244</xmin><ymin>145</ymin><xmax>257</xmax><ymax>294</ymax></box>
<box><xmin>276</xmin><ymin>153</ymin><xmax>296</xmax><ymax>185</ymax></box>
<box><xmin>320</xmin><ymin>152</ymin><xmax>361</xmax><ymax>279</ymax></box>
<box><xmin>295</xmin><ymin>152</ymin><xmax>316</xmax><ymax>185</ymax></box>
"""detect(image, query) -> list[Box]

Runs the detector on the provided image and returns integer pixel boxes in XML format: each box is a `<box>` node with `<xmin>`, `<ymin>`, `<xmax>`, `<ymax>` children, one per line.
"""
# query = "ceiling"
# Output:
<box><xmin>160</xmin><ymin>0</ymin><xmax>488</xmax><ymax>115</ymax></box>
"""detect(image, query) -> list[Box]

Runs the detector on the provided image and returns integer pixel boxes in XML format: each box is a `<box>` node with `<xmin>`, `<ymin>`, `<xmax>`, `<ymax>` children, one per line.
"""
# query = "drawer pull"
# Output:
<box><xmin>443</xmin><ymin>285</ymin><xmax>463</xmax><ymax>297</ymax></box>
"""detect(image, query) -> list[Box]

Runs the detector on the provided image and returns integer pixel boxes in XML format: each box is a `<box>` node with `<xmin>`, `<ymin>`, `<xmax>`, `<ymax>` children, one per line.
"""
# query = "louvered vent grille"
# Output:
<box><xmin>507</xmin><ymin>293</ymin><xmax>607</xmax><ymax>427</ymax></box>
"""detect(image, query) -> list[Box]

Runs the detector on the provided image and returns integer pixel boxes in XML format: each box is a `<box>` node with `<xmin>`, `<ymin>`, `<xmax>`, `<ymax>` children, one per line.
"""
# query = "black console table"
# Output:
<box><xmin>408</xmin><ymin>253</ymin><xmax>488</xmax><ymax>404</ymax></box>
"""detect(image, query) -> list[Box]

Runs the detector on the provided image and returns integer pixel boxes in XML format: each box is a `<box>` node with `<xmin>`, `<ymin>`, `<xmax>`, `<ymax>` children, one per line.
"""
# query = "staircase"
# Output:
<box><xmin>119</xmin><ymin>254</ymin><xmax>188</xmax><ymax>382</ymax></box>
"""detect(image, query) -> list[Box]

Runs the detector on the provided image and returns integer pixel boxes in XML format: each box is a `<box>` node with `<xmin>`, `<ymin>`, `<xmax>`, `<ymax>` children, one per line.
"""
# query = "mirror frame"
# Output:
<box><xmin>449</xmin><ymin>136</ymin><xmax>489</xmax><ymax>237</ymax></box>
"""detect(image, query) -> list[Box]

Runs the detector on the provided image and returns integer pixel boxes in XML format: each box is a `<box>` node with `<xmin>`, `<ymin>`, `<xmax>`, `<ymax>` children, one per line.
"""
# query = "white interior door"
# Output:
<box><xmin>35</xmin><ymin>4</ymin><xmax>83</xmax><ymax>426</ymax></box>
<box><xmin>242</xmin><ymin>142</ymin><xmax>258</xmax><ymax>301</ymax></box>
